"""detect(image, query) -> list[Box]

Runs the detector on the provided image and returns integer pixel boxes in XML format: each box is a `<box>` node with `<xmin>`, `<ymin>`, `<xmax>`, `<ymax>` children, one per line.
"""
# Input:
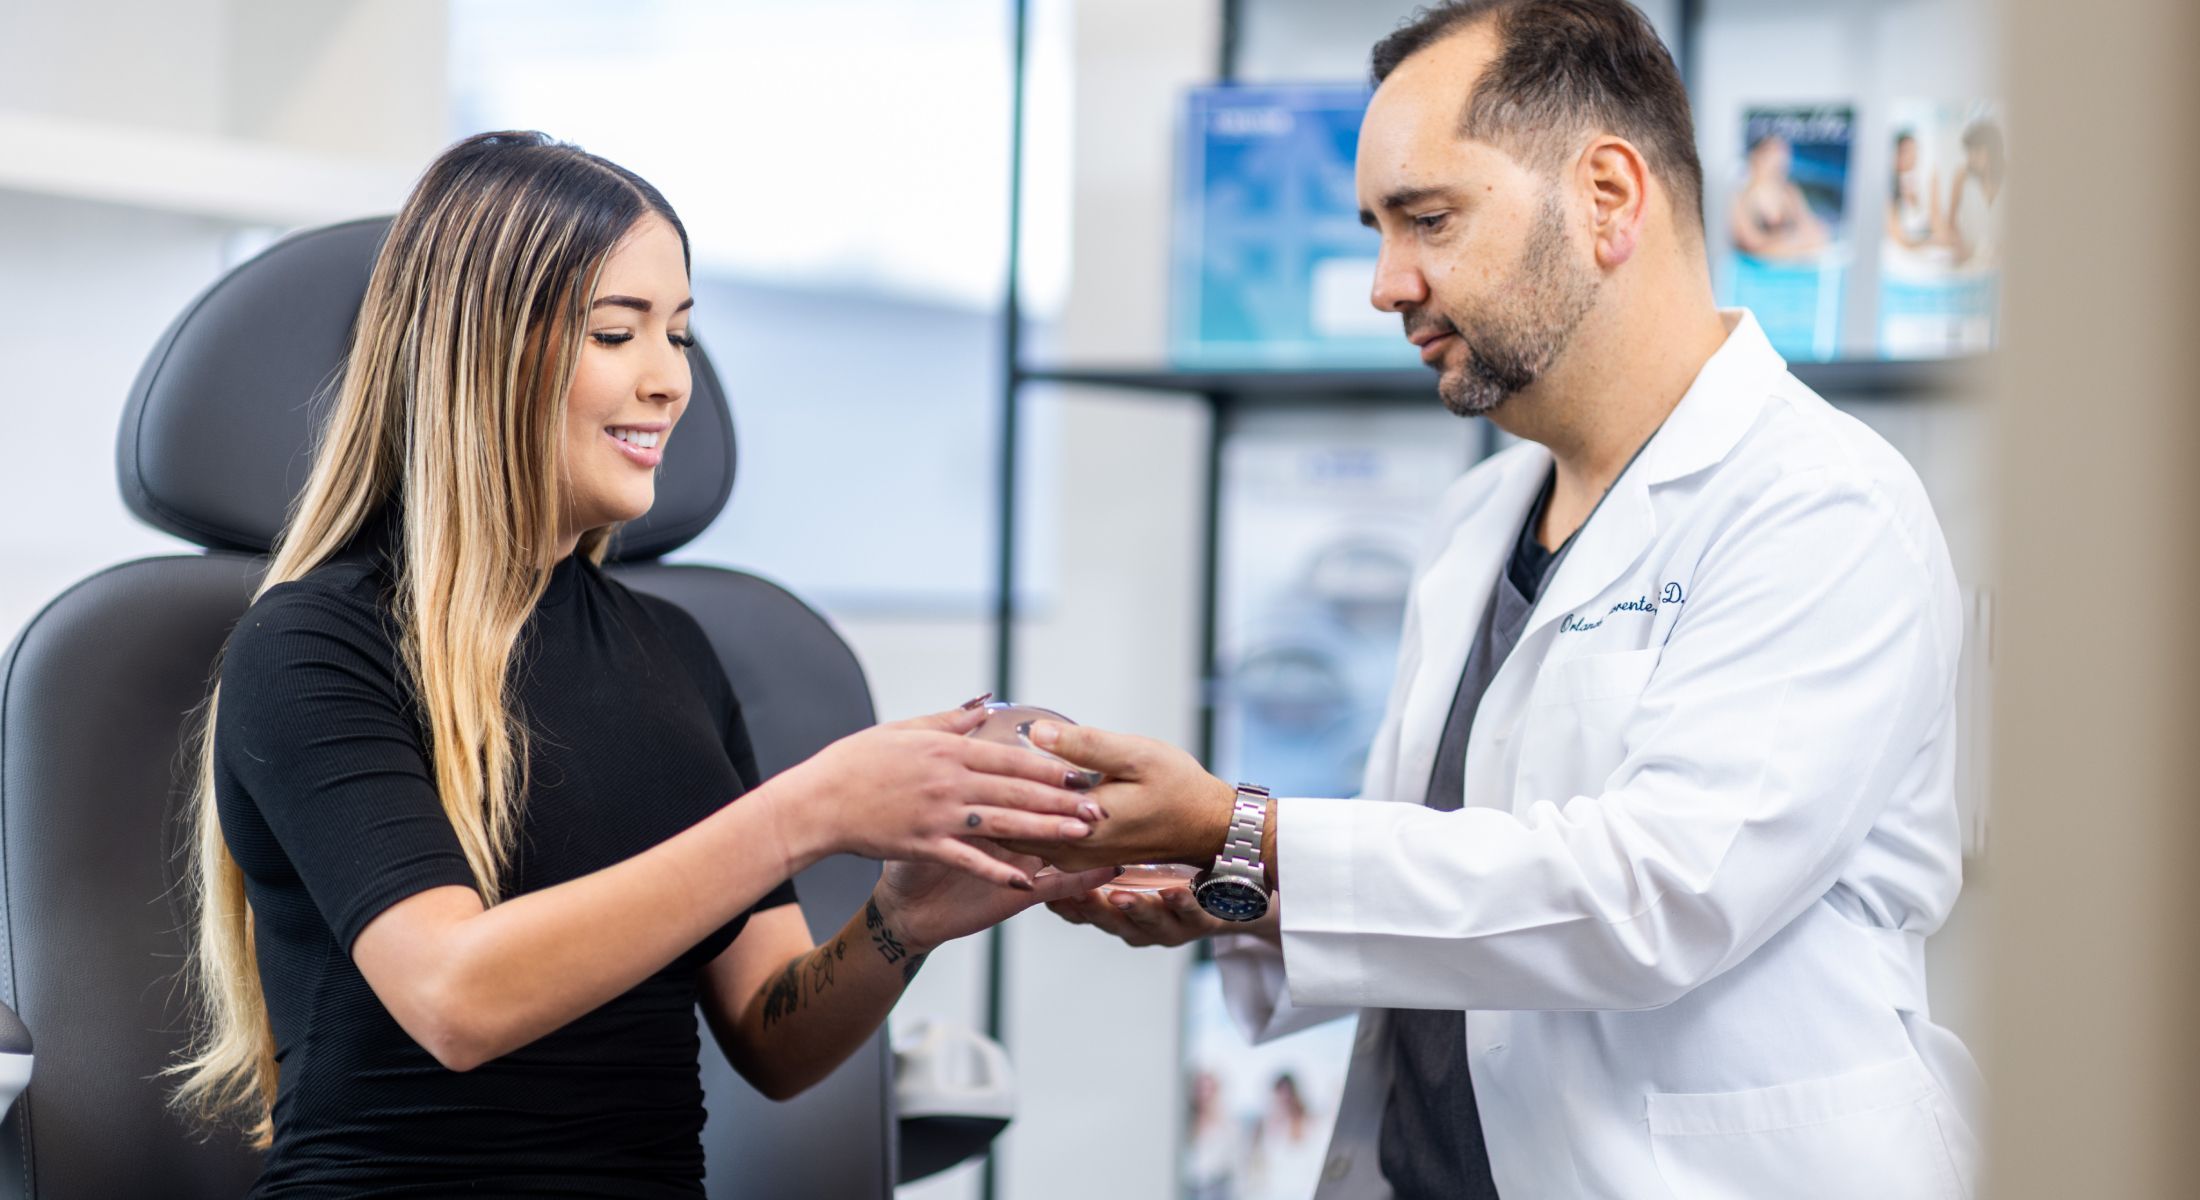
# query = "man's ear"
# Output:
<box><xmin>1580</xmin><ymin>137</ymin><xmax>1650</xmax><ymax>268</ymax></box>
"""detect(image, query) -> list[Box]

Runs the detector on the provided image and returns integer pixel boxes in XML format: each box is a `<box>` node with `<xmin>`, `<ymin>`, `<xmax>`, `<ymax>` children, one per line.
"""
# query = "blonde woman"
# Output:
<box><xmin>169</xmin><ymin>131</ymin><xmax>1112</xmax><ymax>1197</ymax></box>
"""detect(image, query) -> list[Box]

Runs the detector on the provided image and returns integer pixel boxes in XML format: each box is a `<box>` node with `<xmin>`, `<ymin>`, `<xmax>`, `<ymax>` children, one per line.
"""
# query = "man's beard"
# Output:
<box><xmin>1420</xmin><ymin>194</ymin><xmax>1600</xmax><ymax>418</ymax></box>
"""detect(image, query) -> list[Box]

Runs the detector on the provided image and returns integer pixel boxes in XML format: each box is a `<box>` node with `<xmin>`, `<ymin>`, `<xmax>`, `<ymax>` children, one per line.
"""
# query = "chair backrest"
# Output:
<box><xmin>0</xmin><ymin>220</ymin><xmax>893</xmax><ymax>1197</ymax></box>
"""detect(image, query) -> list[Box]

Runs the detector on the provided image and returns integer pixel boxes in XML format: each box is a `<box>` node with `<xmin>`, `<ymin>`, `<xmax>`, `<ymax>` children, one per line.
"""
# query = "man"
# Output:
<box><xmin>1021</xmin><ymin>2</ymin><xmax>1981</xmax><ymax>1197</ymax></box>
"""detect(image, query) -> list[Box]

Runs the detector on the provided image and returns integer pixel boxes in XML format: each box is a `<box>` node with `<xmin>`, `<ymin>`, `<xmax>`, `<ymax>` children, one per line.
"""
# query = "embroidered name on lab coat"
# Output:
<box><xmin>1563</xmin><ymin>583</ymin><xmax>1687</xmax><ymax>632</ymax></box>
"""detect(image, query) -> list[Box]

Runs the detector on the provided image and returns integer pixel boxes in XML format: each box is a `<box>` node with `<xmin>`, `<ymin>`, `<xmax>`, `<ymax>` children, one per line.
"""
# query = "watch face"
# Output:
<box><xmin>1197</xmin><ymin>877</ymin><xmax>1268</xmax><ymax>922</ymax></box>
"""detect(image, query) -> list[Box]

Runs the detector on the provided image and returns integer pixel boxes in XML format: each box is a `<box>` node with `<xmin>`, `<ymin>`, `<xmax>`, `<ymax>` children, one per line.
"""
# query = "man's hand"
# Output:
<box><xmin>1045</xmin><ymin>885</ymin><xmax>1230</xmax><ymax>949</ymax></box>
<box><xmin>1047</xmin><ymin>884</ymin><xmax>1281</xmax><ymax>949</ymax></box>
<box><xmin>995</xmin><ymin>722</ymin><xmax>1238</xmax><ymax>873</ymax></box>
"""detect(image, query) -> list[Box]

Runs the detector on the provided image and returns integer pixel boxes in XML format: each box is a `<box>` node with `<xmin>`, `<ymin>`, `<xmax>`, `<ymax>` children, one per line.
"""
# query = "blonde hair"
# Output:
<box><xmin>168</xmin><ymin>131</ymin><xmax>690</xmax><ymax>1144</ymax></box>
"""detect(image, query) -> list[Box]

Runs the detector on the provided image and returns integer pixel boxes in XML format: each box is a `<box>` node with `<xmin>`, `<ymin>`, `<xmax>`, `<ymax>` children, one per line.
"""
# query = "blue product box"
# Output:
<box><xmin>1172</xmin><ymin>85</ymin><xmax>1416</xmax><ymax>369</ymax></box>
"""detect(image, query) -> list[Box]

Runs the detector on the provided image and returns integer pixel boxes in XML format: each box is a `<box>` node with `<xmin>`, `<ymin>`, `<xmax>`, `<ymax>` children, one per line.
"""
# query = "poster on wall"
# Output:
<box><xmin>1721</xmin><ymin>104</ymin><xmax>1854</xmax><ymax>362</ymax></box>
<box><xmin>1182</xmin><ymin>960</ymin><xmax>1357</xmax><ymax>1200</ymax></box>
<box><xmin>1878</xmin><ymin>101</ymin><xmax>2006</xmax><ymax>359</ymax></box>
<box><xmin>1173</xmin><ymin>84</ymin><xmax>1412</xmax><ymax>370</ymax></box>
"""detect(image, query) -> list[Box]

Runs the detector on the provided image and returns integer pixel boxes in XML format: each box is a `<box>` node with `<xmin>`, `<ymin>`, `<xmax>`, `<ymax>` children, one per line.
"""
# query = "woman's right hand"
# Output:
<box><xmin>766</xmin><ymin>702</ymin><xmax>1101</xmax><ymax>889</ymax></box>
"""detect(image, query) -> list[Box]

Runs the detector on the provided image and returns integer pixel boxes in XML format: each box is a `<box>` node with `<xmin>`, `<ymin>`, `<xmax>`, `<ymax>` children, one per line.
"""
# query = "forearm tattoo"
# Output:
<box><xmin>864</xmin><ymin>899</ymin><xmax>929</xmax><ymax>983</ymax></box>
<box><xmin>757</xmin><ymin>905</ymin><xmax>932</xmax><ymax>1030</ymax></box>
<box><xmin>760</xmin><ymin>935</ymin><xmax>850</xmax><ymax>1029</ymax></box>
<box><xmin>865</xmin><ymin>898</ymin><xmax>911</xmax><ymax>965</ymax></box>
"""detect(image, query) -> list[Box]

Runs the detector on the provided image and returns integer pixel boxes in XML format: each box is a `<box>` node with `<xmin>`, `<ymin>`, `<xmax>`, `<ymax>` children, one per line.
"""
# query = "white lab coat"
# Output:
<box><xmin>1214</xmin><ymin>311</ymin><xmax>1981</xmax><ymax>1199</ymax></box>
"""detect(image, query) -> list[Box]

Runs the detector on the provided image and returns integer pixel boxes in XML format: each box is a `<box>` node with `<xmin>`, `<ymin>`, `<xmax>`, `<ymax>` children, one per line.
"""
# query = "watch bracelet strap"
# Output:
<box><xmin>1214</xmin><ymin>784</ymin><xmax>1270</xmax><ymax>876</ymax></box>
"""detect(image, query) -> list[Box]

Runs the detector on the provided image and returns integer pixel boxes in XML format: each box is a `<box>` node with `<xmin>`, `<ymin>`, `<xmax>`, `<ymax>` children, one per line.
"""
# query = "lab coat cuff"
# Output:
<box><xmin>1211</xmin><ymin>933</ymin><xmax>1285</xmax><ymax>1041</ymax></box>
<box><xmin>1276</xmin><ymin>795</ymin><xmax>1374</xmax><ymax>1009</ymax></box>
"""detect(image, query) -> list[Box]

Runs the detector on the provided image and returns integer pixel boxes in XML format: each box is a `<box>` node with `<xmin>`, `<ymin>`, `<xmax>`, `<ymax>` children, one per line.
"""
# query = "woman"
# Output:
<box><xmin>1884</xmin><ymin>130</ymin><xmax>1941</xmax><ymax>254</ymax></box>
<box><xmin>1728</xmin><ymin>133</ymin><xmax>1829</xmax><ymax>262</ymax></box>
<box><xmin>1946</xmin><ymin>117</ymin><xmax>2005</xmax><ymax>269</ymax></box>
<box><xmin>168</xmin><ymin>131</ymin><xmax>1113</xmax><ymax>1196</ymax></box>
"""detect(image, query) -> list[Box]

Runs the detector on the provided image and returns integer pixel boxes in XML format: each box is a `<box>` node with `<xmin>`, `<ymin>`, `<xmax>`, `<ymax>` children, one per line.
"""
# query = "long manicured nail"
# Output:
<box><xmin>1061</xmin><ymin>820</ymin><xmax>1093</xmax><ymax>839</ymax></box>
<box><xmin>1029</xmin><ymin>721</ymin><xmax>1060</xmax><ymax>748</ymax></box>
<box><xmin>1112</xmin><ymin>895</ymin><xmax>1136</xmax><ymax>911</ymax></box>
<box><xmin>1112</xmin><ymin>867</ymin><xmax>1127</xmax><ymax>878</ymax></box>
<box><xmin>1009</xmin><ymin>875</ymin><xmax>1036</xmax><ymax>892</ymax></box>
<box><xmin>1077</xmin><ymin>802</ymin><xmax>1105</xmax><ymax>823</ymax></box>
<box><xmin>960</xmin><ymin>692</ymin><xmax>994</xmax><ymax>711</ymax></box>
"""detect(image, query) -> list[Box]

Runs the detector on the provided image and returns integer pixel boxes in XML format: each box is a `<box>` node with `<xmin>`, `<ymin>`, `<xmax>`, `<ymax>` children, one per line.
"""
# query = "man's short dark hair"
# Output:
<box><xmin>1371</xmin><ymin>0</ymin><xmax>1704</xmax><ymax>230</ymax></box>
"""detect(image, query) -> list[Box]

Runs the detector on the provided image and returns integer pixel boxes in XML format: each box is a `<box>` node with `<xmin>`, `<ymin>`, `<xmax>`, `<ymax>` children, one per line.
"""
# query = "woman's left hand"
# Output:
<box><xmin>876</xmin><ymin>847</ymin><xmax>1120</xmax><ymax>955</ymax></box>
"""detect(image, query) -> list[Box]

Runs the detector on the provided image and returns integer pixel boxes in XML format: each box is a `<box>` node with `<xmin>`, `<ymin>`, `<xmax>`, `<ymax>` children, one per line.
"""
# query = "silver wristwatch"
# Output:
<box><xmin>1194</xmin><ymin>783</ymin><xmax>1272</xmax><ymax>922</ymax></box>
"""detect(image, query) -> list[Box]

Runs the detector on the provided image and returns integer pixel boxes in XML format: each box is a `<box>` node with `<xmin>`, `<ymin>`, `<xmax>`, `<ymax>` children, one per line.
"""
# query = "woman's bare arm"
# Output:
<box><xmin>699</xmin><ymin>859</ymin><xmax>1115</xmax><ymax>1100</ymax></box>
<box><xmin>349</xmin><ymin>707</ymin><xmax>1092</xmax><ymax>1071</ymax></box>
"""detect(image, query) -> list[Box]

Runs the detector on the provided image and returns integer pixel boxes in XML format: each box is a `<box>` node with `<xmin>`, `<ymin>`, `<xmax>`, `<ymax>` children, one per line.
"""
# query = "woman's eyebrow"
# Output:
<box><xmin>590</xmin><ymin>296</ymin><xmax>696</xmax><ymax>314</ymax></box>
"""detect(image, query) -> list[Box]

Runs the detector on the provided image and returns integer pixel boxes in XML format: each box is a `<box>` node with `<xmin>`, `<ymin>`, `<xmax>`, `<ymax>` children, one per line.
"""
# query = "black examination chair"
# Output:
<box><xmin>0</xmin><ymin>218</ymin><xmax>980</xmax><ymax>1197</ymax></box>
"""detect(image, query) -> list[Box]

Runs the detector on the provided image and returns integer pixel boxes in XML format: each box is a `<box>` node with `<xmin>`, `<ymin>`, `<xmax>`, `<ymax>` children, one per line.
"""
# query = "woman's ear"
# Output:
<box><xmin>1581</xmin><ymin>137</ymin><xmax>1650</xmax><ymax>269</ymax></box>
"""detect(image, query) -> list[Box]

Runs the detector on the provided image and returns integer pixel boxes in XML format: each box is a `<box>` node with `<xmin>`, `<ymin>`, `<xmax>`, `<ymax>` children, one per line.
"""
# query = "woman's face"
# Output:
<box><xmin>557</xmin><ymin>214</ymin><xmax>694</xmax><ymax>552</ymax></box>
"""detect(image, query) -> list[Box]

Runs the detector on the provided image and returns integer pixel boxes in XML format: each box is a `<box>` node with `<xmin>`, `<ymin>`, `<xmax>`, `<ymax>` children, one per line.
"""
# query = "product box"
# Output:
<box><xmin>1172</xmin><ymin>84</ymin><xmax>1414</xmax><ymax>369</ymax></box>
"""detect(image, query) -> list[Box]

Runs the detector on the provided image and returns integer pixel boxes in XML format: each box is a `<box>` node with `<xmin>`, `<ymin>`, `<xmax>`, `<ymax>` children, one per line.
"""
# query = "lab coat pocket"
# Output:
<box><xmin>1516</xmin><ymin>648</ymin><xmax>1662</xmax><ymax>802</ymax></box>
<box><xmin>1537</xmin><ymin>646</ymin><xmax>1661</xmax><ymax>706</ymax></box>
<box><xmin>1645</xmin><ymin>1057</ymin><xmax>1964</xmax><ymax>1200</ymax></box>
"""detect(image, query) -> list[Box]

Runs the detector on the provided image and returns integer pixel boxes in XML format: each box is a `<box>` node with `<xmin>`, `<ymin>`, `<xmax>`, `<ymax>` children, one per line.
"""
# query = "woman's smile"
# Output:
<box><xmin>604</xmin><ymin>422</ymin><xmax>667</xmax><ymax>468</ymax></box>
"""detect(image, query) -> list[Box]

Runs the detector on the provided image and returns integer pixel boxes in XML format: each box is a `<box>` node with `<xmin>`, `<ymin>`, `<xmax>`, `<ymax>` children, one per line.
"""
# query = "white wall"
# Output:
<box><xmin>0</xmin><ymin>192</ymin><xmax>215</xmax><ymax>636</ymax></box>
<box><xmin>0</xmin><ymin>0</ymin><xmax>227</xmax><ymax>639</ymax></box>
<box><xmin>0</xmin><ymin>0</ymin><xmax>450</xmax><ymax>644</ymax></box>
<box><xmin>1236</xmin><ymin>0</ymin><xmax>1682</xmax><ymax>82</ymax></box>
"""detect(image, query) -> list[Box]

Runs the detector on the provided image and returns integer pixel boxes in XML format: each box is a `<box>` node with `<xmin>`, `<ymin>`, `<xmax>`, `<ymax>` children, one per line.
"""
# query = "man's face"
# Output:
<box><xmin>1357</xmin><ymin>26</ymin><xmax>1600</xmax><ymax>418</ymax></box>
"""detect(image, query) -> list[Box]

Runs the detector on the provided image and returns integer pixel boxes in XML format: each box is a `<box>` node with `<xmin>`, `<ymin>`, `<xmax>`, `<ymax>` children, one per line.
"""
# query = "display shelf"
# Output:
<box><xmin>1018</xmin><ymin>364</ymin><xmax>1430</xmax><ymax>403</ymax></box>
<box><xmin>1021</xmin><ymin>355</ymin><xmax>1983</xmax><ymax>403</ymax></box>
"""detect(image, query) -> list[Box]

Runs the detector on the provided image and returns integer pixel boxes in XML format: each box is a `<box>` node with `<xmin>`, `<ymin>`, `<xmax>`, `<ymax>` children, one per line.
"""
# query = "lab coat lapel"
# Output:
<box><xmin>1521</xmin><ymin>472</ymin><xmax>1658</xmax><ymax>653</ymax></box>
<box><xmin>1456</xmin><ymin>470</ymin><xmax>1656</xmax><ymax>799</ymax></box>
<box><xmin>1388</xmin><ymin>448</ymin><xmax>1552</xmax><ymax>808</ymax></box>
<box><xmin>1519</xmin><ymin>310</ymin><xmax>1789</xmax><ymax>656</ymax></box>
<box><xmin>1463</xmin><ymin>310</ymin><xmax>1785</xmax><ymax>783</ymax></box>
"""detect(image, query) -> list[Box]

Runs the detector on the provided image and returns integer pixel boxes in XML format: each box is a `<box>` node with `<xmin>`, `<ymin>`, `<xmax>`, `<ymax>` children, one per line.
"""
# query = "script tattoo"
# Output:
<box><xmin>866</xmin><ymin>898</ymin><xmax>912</xmax><ymax>966</ymax></box>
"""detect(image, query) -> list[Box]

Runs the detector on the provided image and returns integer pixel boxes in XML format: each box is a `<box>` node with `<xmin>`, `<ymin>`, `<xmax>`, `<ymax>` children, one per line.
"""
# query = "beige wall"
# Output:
<box><xmin>1987</xmin><ymin>0</ymin><xmax>2200</xmax><ymax>1196</ymax></box>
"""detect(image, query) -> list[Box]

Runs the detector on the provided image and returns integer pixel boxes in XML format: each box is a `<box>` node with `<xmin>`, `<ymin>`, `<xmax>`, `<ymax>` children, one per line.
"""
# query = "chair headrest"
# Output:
<box><xmin>117</xmin><ymin>217</ymin><xmax>736</xmax><ymax>561</ymax></box>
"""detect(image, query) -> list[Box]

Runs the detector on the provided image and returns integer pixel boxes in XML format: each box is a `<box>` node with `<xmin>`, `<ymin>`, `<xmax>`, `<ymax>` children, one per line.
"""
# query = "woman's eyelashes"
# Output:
<box><xmin>589</xmin><ymin>330</ymin><xmax>697</xmax><ymax>349</ymax></box>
